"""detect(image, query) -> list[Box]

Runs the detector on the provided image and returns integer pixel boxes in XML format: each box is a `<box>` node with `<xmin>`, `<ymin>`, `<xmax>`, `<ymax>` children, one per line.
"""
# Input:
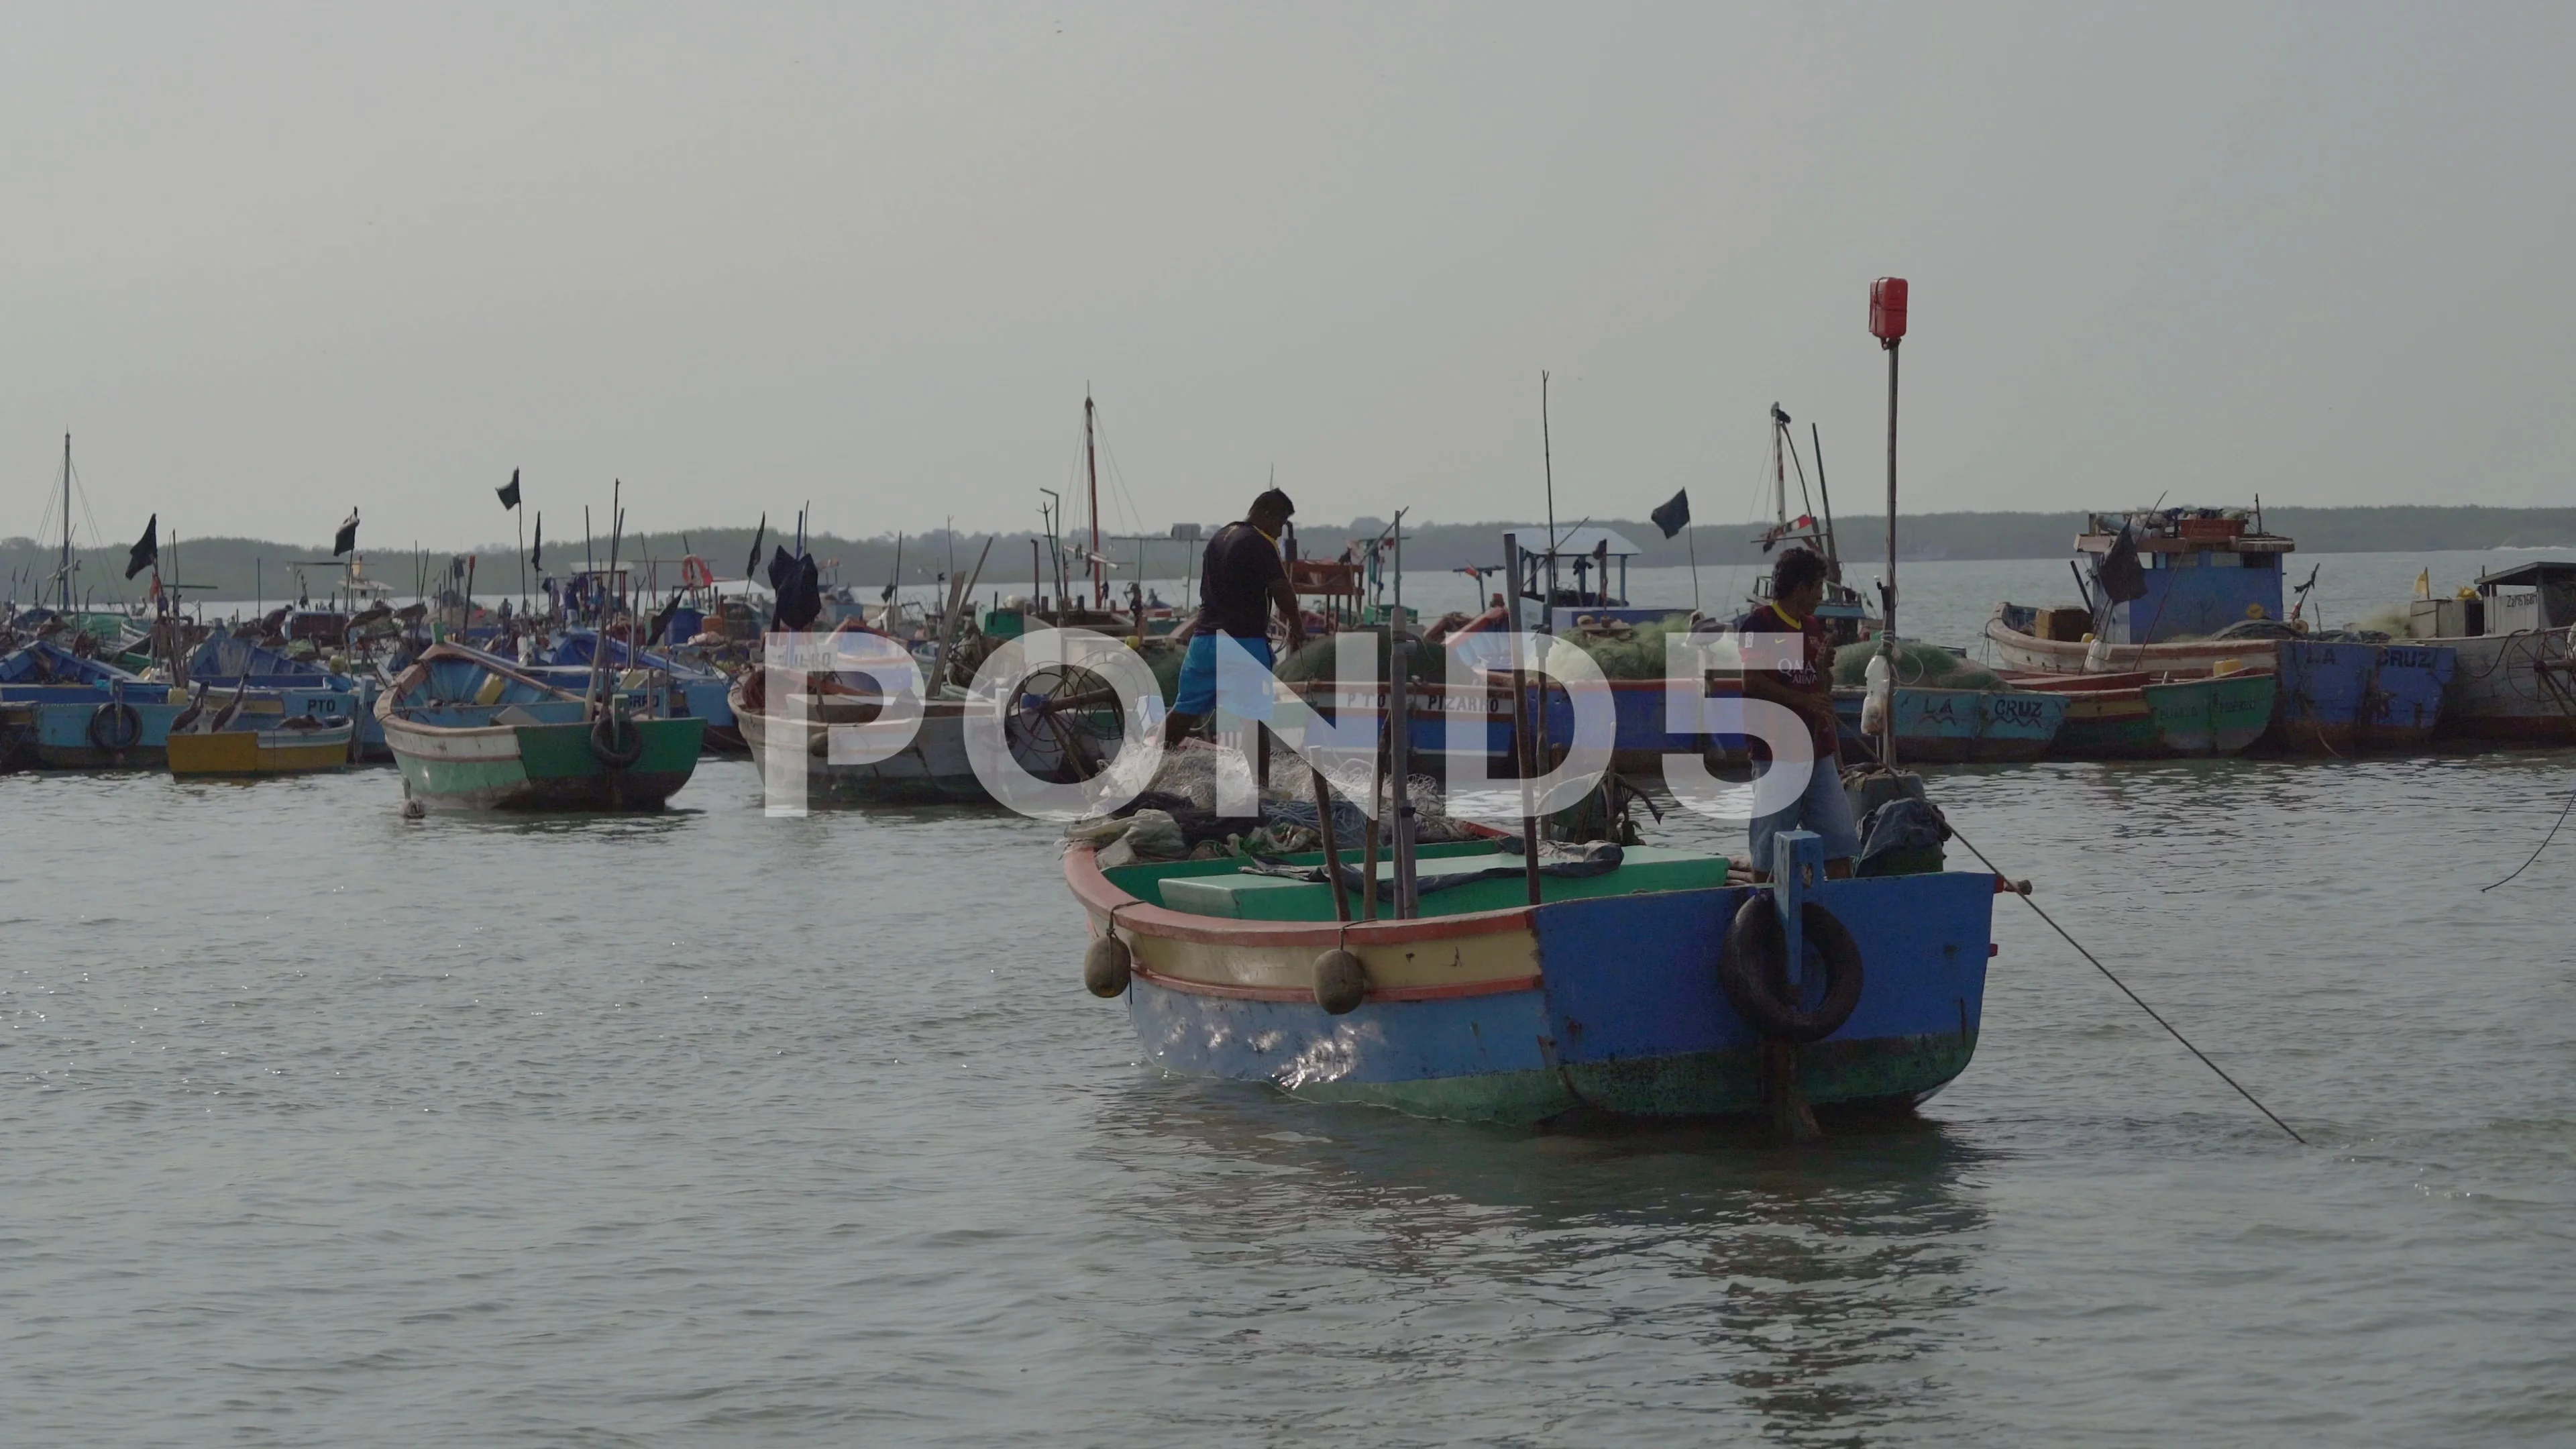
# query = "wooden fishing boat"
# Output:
<box><xmin>166</xmin><ymin>710</ymin><xmax>354</xmax><ymax>777</ymax></box>
<box><xmin>2394</xmin><ymin>563</ymin><xmax>2576</xmax><ymax>744</ymax></box>
<box><xmin>376</xmin><ymin>644</ymin><xmax>704</xmax><ymax>810</ymax></box>
<box><xmin>2007</xmin><ymin>669</ymin><xmax>2277</xmax><ymax>759</ymax></box>
<box><xmin>732</xmin><ymin>648</ymin><xmax>1126</xmax><ymax>806</ymax></box>
<box><xmin>733</xmin><ymin>665</ymin><xmax>985</xmax><ymax>804</ymax></box>
<box><xmin>1986</xmin><ymin>508</ymin><xmax>2300</xmax><ymax>678</ymax></box>
<box><xmin>184</xmin><ymin>635</ymin><xmax>384</xmax><ymax>760</ymax></box>
<box><xmin>541</xmin><ymin>629</ymin><xmax>745</xmax><ymax>753</ymax></box>
<box><xmin>2266</xmin><ymin>639</ymin><xmax>2455</xmax><ymax>753</ymax></box>
<box><xmin>1831</xmin><ymin>684</ymin><xmax>2068</xmax><ymax>763</ymax></box>
<box><xmin>0</xmin><ymin>642</ymin><xmax>191</xmax><ymax>769</ymax></box>
<box><xmin>1068</xmin><ymin>836</ymin><xmax>2002</xmax><ymax>1125</ymax></box>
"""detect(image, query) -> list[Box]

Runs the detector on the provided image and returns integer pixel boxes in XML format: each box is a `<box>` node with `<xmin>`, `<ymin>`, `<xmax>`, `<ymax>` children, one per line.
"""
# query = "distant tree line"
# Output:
<box><xmin>7</xmin><ymin>505</ymin><xmax>2571</xmax><ymax>609</ymax></box>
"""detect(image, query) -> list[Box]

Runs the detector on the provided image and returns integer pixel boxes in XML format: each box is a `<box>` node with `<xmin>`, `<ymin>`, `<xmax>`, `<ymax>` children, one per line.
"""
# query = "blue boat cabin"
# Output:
<box><xmin>2082</xmin><ymin>509</ymin><xmax>2291</xmax><ymax>644</ymax></box>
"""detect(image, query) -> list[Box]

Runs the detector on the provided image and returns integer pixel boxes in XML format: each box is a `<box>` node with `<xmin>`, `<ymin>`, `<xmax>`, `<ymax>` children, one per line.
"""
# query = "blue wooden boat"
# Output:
<box><xmin>539</xmin><ymin>629</ymin><xmax>743</xmax><ymax>751</ymax></box>
<box><xmin>184</xmin><ymin>636</ymin><xmax>384</xmax><ymax>761</ymax></box>
<box><xmin>1986</xmin><ymin>509</ymin><xmax>2449</xmax><ymax>751</ymax></box>
<box><xmin>2268</xmin><ymin>639</ymin><xmax>2455</xmax><ymax>753</ymax></box>
<box><xmin>0</xmin><ymin>643</ymin><xmax>191</xmax><ymax>769</ymax></box>
<box><xmin>1069</xmin><ymin>833</ymin><xmax>2002</xmax><ymax>1126</ymax></box>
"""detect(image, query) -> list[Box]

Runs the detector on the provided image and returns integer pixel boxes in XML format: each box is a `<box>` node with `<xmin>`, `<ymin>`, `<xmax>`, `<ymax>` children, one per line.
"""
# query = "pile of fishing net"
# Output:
<box><xmin>1270</xmin><ymin>627</ymin><xmax>1452</xmax><ymax>687</ymax></box>
<box><xmin>1270</xmin><ymin>614</ymin><xmax>1705</xmax><ymax>686</ymax></box>
<box><xmin>1066</xmin><ymin>739</ymin><xmax>1477</xmax><ymax>865</ymax></box>
<box><xmin>1557</xmin><ymin>614</ymin><xmax>1701</xmax><ymax>680</ymax></box>
<box><xmin>1831</xmin><ymin>640</ymin><xmax>2007</xmax><ymax>692</ymax></box>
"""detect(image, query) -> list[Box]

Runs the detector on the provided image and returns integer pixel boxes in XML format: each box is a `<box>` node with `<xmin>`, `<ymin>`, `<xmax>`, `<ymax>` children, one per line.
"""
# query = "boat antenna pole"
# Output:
<box><xmin>1777</xmin><ymin>405</ymin><xmax>1817</xmax><ymax>531</ymax></box>
<box><xmin>60</xmin><ymin>433</ymin><xmax>72</xmax><ymax>614</ymax></box>
<box><xmin>1771</xmin><ymin>405</ymin><xmax>1787</xmax><ymax>534</ymax></box>
<box><xmin>517</xmin><ymin>474</ymin><xmax>530</xmax><ymax>621</ymax></box>
<box><xmin>1540</xmin><ymin>372</ymin><xmax>1558</xmax><ymax>620</ymax></box>
<box><xmin>1085</xmin><ymin>390</ymin><xmax>1104</xmax><ymax>608</ymax></box>
<box><xmin>1811</xmin><ymin>423</ymin><xmax>1841</xmax><ymax>575</ymax></box>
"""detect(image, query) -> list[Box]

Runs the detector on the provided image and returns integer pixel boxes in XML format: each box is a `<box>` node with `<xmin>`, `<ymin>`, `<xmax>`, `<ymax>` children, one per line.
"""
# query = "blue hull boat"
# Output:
<box><xmin>1071</xmin><ymin>839</ymin><xmax>2000</xmax><ymax>1126</ymax></box>
<box><xmin>541</xmin><ymin>631</ymin><xmax>742</xmax><ymax>751</ymax></box>
<box><xmin>0</xmin><ymin>642</ymin><xmax>190</xmax><ymax>769</ymax></box>
<box><xmin>185</xmin><ymin>637</ymin><xmax>384</xmax><ymax>761</ymax></box>
<box><xmin>2267</xmin><ymin>640</ymin><xmax>2455</xmax><ymax>753</ymax></box>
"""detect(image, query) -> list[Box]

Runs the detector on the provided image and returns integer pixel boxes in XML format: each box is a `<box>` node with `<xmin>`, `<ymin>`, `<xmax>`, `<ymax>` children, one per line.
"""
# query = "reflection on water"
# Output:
<box><xmin>1095</xmin><ymin>1077</ymin><xmax>1995</xmax><ymax>1440</ymax></box>
<box><xmin>6</xmin><ymin>705</ymin><xmax>2576</xmax><ymax>1444</ymax></box>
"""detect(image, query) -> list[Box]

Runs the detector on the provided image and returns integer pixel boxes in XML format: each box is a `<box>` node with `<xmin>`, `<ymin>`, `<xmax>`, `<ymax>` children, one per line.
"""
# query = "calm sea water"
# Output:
<box><xmin>6</xmin><ymin>552</ymin><xmax>2573</xmax><ymax>1446</ymax></box>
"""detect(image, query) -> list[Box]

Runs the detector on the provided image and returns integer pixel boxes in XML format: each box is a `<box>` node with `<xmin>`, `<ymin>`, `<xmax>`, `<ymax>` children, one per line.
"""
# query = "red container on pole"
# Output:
<box><xmin>1870</xmin><ymin>277</ymin><xmax>1909</xmax><ymax>342</ymax></box>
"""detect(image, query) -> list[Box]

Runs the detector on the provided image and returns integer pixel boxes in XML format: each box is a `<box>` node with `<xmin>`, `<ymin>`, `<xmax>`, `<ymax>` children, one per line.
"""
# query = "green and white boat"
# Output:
<box><xmin>377</xmin><ymin>643</ymin><xmax>705</xmax><ymax>810</ymax></box>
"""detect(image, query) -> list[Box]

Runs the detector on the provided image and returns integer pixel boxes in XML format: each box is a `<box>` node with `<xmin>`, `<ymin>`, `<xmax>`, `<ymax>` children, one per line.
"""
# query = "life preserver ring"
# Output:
<box><xmin>1717</xmin><ymin>894</ymin><xmax>1865</xmax><ymax>1042</ymax></box>
<box><xmin>89</xmin><ymin>700</ymin><xmax>144</xmax><ymax>753</ymax></box>
<box><xmin>681</xmin><ymin>555</ymin><xmax>717</xmax><ymax>591</ymax></box>
<box><xmin>588</xmin><ymin>707</ymin><xmax>646</xmax><ymax>769</ymax></box>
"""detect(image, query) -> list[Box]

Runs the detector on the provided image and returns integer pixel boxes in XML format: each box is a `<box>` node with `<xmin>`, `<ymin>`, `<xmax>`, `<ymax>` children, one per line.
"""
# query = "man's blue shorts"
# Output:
<box><xmin>1748</xmin><ymin>754</ymin><xmax>1860</xmax><ymax>869</ymax></box>
<box><xmin>1174</xmin><ymin>632</ymin><xmax>1275</xmax><ymax>718</ymax></box>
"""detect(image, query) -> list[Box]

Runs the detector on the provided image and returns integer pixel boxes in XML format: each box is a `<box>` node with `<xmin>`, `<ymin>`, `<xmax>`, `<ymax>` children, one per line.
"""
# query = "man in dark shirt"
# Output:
<box><xmin>1165</xmin><ymin>488</ymin><xmax>1303</xmax><ymax>745</ymax></box>
<box><xmin>1735</xmin><ymin>547</ymin><xmax>1858</xmax><ymax>877</ymax></box>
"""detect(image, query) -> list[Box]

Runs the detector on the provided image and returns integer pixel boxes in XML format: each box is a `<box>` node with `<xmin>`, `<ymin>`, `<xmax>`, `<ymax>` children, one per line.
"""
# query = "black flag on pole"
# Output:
<box><xmin>1650</xmin><ymin>489</ymin><xmax>1691</xmax><ymax>539</ymax></box>
<box><xmin>2092</xmin><ymin>523</ymin><xmax>2147</xmax><ymax>605</ymax></box>
<box><xmin>530</xmin><ymin>512</ymin><xmax>543</xmax><ymax>569</ymax></box>
<box><xmin>497</xmin><ymin>469</ymin><xmax>521</xmax><ymax>510</ymax></box>
<box><xmin>745</xmin><ymin>513</ymin><xmax>767</xmax><ymax>580</ymax></box>
<box><xmin>333</xmin><ymin>508</ymin><xmax>360</xmax><ymax>557</ymax></box>
<box><xmin>124</xmin><ymin>515</ymin><xmax>159</xmax><ymax>579</ymax></box>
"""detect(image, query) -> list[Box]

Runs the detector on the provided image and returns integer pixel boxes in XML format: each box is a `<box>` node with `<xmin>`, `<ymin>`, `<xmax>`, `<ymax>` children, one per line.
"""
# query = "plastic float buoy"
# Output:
<box><xmin>1312</xmin><ymin>948</ymin><xmax>1367</xmax><ymax>1015</ymax></box>
<box><xmin>1717</xmin><ymin>894</ymin><xmax>1864</xmax><ymax>1043</ymax></box>
<box><xmin>1083</xmin><ymin>934</ymin><xmax>1132</xmax><ymax>998</ymax></box>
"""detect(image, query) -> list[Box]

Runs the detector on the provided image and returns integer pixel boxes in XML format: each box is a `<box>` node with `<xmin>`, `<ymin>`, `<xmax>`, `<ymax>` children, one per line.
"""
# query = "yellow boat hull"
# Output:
<box><xmin>167</xmin><ymin>723</ymin><xmax>354</xmax><ymax>777</ymax></box>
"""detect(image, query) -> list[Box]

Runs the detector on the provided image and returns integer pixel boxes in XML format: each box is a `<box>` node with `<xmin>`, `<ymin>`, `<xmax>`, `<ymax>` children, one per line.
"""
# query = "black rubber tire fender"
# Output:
<box><xmin>89</xmin><ymin>700</ymin><xmax>144</xmax><ymax>753</ymax></box>
<box><xmin>588</xmin><ymin>707</ymin><xmax>647</xmax><ymax>769</ymax></box>
<box><xmin>1717</xmin><ymin>893</ymin><xmax>1866</xmax><ymax>1043</ymax></box>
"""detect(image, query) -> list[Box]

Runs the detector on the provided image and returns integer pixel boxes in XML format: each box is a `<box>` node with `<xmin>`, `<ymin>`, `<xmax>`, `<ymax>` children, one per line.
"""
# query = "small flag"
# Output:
<box><xmin>333</xmin><ymin>508</ymin><xmax>360</xmax><ymax>557</ymax></box>
<box><xmin>123</xmin><ymin>515</ymin><xmax>159</xmax><ymax>580</ymax></box>
<box><xmin>1650</xmin><ymin>489</ymin><xmax>1691</xmax><ymax>539</ymax></box>
<box><xmin>531</xmin><ymin>512</ymin><xmax>543</xmax><ymax>569</ymax></box>
<box><xmin>2414</xmin><ymin>568</ymin><xmax>2431</xmax><ymax>600</ymax></box>
<box><xmin>497</xmin><ymin>469</ymin><xmax>521</xmax><ymax>510</ymax></box>
<box><xmin>745</xmin><ymin>513</ymin><xmax>767</xmax><ymax>580</ymax></box>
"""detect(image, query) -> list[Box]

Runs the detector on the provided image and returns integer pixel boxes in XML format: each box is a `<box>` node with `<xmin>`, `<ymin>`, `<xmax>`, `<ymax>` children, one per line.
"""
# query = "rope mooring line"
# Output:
<box><xmin>1947</xmin><ymin>823</ymin><xmax>2307</xmax><ymax>1146</ymax></box>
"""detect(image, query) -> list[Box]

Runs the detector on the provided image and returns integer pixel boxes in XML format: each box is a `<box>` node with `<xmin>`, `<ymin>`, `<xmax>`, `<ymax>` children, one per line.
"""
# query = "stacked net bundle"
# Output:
<box><xmin>1831</xmin><ymin>640</ymin><xmax>2008</xmax><ymax>692</ymax></box>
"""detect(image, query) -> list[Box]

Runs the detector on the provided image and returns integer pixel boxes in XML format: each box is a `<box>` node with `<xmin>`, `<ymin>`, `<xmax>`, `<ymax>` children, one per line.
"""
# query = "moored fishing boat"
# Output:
<box><xmin>732</xmin><ymin>664</ymin><xmax>985</xmax><ymax>804</ymax></box>
<box><xmin>2008</xmin><ymin>669</ymin><xmax>2277</xmax><ymax>759</ymax></box>
<box><xmin>184</xmin><ymin>635</ymin><xmax>384</xmax><ymax>760</ymax></box>
<box><xmin>2267</xmin><ymin>639</ymin><xmax>2455</xmax><ymax>753</ymax></box>
<box><xmin>1986</xmin><ymin>507</ymin><xmax>2301</xmax><ymax>678</ymax></box>
<box><xmin>541</xmin><ymin>629</ymin><xmax>744</xmax><ymax>753</ymax></box>
<box><xmin>166</xmin><ymin>710</ymin><xmax>355</xmax><ymax>777</ymax></box>
<box><xmin>376</xmin><ymin>643</ymin><xmax>704</xmax><ymax>810</ymax></box>
<box><xmin>1067</xmin><ymin>836</ymin><xmax>2002</xmax><ymax>1125</ymax></box>
<box><xmin>1831</xmin><ymin>684</ymin><xmax>2068</xmax><ymax>763</ymax></box>
<box><xmin>0</xmin><ymin>642</ymin><xmax>191</xmax><ymax>769</ymax></box>
<box><xmin>2396</xmin><ymin>562</ymin><xmax>2576</xmax><ymax>744</ymax></box>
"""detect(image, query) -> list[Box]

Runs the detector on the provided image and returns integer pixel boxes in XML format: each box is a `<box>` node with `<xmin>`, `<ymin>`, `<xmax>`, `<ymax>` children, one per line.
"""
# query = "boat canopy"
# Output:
<box><xmin>2475</xmin><ymin>561</ymin><xmax>2576</xmax><ymax>590</ymax></box>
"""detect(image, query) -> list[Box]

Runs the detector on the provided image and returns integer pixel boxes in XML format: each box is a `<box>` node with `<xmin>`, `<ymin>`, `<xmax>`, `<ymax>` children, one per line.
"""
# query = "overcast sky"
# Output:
<box><xmin>5</xmin><ymin>2</ymin><xmax>2571</xmax><ymax>549</ymax></box>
